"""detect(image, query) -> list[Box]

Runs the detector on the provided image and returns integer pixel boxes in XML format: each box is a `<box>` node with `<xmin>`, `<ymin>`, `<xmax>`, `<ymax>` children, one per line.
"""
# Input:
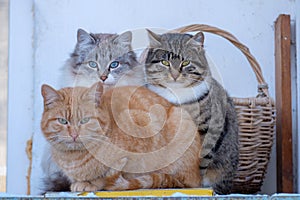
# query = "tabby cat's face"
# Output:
<box><xmin>70</xmin><ymin>29</ymin><xmax>138</xmax><ymax>86</ymax></box>
<box><xmin>145</xmin><ymin>31</ymin><xmax>210</xmax><ymax>89</ymax></box>
<box><xmin>41</xmin><ymin>83</ymin><xmax>108</xmax><ymax>151</ymax></box>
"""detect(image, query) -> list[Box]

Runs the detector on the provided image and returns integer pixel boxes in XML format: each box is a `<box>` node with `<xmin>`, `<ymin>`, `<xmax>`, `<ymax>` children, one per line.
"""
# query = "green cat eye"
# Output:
<box><xmin>181</xmin><ymin>60</ymin><xmax>190</xmax><ymax>67</ymax></box>
<box><xmin>109</xmin><ymin>61</ymin><xmax>119</xmax><ymax>69</ymax></box>
<box><xmin>80</xmin><ymin>117</ymin><xmax>90</xmax><ymax>125</ymax></box>
<box><xmin>88</xmin><ymin>61</ymin><xmax>98</xmax><ymax>68</ymax></box>
<box><xmin>161</xmin><ymin>60</ymin><xmax>170</xmax><ymax>66</ymax></box>
<box><xmin>58</xmin><ymin>118</ymin><xmax>68</xmax><ymax>125</ymax></box>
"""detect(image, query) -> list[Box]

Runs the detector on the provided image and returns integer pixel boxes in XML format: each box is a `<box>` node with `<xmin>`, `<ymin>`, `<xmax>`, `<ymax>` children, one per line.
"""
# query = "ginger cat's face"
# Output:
<box><xmin>41</xmin><ymin>83</ymin><xmax>107</xmax><ymax>151</ymax></box>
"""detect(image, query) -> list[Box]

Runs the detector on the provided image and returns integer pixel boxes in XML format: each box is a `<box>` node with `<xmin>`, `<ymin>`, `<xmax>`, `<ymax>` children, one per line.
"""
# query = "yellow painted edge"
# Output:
<box><xmin>79</xmin><ymin>188</ymin><xmax>214</xmax><ymax>197</ymax></box>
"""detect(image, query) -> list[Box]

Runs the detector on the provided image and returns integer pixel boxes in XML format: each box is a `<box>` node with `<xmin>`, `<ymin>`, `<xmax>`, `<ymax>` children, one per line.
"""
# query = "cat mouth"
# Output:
<box><xmin>64</xmin><ymin>141</ymin><xmax>85</xmax><ymax>150</ymax></box>
<box><xmin>64</xmin><ymin>139</ymin><xmax>83</xmax><ymax>145</ymax></box>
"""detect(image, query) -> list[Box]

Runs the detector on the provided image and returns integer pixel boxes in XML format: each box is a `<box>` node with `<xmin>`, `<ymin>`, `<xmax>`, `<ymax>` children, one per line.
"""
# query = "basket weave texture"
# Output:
<box><xmin>171</xmin><ymin>24</ymin><xmax>276</xmax><ymax>194</ymax></box>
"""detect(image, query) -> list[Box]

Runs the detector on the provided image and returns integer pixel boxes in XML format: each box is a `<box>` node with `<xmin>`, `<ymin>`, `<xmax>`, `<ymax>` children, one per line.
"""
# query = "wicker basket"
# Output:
<box><xmin>171</xmin><ymin>24</ymin><xmax>276</xmax><ymax>194</ymax></box>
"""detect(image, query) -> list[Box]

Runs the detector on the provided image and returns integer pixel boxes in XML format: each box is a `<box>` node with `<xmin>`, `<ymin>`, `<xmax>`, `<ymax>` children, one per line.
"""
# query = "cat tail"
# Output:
<box><xmin>105</xmin><ymin>173</ymin><xmax>186</xmax><ymax>191</ymax></box>
<box><xmin>40</xmin><ymin>171</ymin><xmax>71</xmax><ymax>194</ymax></box>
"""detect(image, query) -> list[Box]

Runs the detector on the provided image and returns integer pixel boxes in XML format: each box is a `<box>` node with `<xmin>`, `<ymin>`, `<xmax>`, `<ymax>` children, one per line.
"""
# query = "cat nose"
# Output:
<box><xmin>170</xmin><ymin>71</ymin><xmax>180</xmax><ymax>81</ymax></box>
<box><xmin>69</xmin><ymin>132</ymin><xmax>79</xmax><ymax>141</ymax></box>
<box><xmin>100</xmin><ymin>75</ymin><xmax>108</xmax><ymax>81</ymax></box>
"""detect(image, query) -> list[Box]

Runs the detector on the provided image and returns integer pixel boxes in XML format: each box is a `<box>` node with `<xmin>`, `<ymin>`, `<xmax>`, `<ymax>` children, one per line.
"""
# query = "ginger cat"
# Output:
<box><xmin>41</xmin><ymin>82</ymin><xmax>201</xmax><ymax>191</ymax></box>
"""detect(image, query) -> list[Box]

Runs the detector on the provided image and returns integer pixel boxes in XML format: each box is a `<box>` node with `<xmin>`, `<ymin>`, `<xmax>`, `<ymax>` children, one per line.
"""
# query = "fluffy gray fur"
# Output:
<box><xmin>61</xmin><ymin>29</ymin><xmax>144</xmax><ymax>88</ymax></box>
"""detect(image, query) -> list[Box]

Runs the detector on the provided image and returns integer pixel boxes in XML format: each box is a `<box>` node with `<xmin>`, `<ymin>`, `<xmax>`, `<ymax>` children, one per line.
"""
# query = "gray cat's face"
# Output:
<box><xmin>69</xmin><ymin>29</ymin><xmax>138</xmax><ymax>86</ymax></box>
<box><xmin>145</xmin><ymin>31</ymin><xmax>210</xmax><ymax>89</ymax></box>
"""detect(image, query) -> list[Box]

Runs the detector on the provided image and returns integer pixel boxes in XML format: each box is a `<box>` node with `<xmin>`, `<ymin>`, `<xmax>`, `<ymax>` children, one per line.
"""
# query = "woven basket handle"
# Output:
<box><xmin>170</xmin><ymin>24</ymin><xmax>269</xmax><ymax>98</ymax></box>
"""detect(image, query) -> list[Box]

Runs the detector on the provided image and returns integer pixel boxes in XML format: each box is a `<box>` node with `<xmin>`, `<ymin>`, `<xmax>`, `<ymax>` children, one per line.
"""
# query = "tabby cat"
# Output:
<box><xmin>144</xmin><ymin>30</ymin><xmax>239</xmax><ymax>194</ymax></box>
<box><xmin>41</xmin><ymin>82</ymin><xmax>202</xmax><ymax>192</ymax></box>
<box><xmin>61</xmin><ymin>28</ymin><xmax>144</xmax><ymax>88</ymax></box>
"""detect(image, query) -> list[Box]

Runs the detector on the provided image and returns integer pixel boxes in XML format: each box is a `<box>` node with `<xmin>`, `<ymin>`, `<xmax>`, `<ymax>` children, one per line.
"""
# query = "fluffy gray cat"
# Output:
<box><xmin>61</xmin><ymin>29</ymin><xmax>144</xmax><ymax>88</ymax></box>
<box><xmin>144</xmin><ymin>30</ymin><xmax>239</xmax><ymax>194</ymax></box>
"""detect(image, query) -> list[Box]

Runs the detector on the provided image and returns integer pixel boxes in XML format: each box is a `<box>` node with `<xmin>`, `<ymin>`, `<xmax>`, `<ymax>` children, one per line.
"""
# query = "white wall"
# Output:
<box><xmin>7</xmin><ymin>0</ymin><xmax>34</xmax><ymax>194</ymax></box>
<box><xmin>8</xmin><ymin>0</ymin><xmax>296</xmax><ymax>195</ymax></box>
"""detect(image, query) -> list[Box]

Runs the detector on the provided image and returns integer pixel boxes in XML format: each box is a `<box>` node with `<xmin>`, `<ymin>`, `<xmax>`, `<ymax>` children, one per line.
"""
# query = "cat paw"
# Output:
<box><xmin>71</xmin><ymin>181</ymin><xmax>99</xmax><ymax>192</ymax></box>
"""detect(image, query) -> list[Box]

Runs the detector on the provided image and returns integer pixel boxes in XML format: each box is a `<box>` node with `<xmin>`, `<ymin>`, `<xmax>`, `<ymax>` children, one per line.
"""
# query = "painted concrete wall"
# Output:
<box><xmin>8</xmin><ymin>0</ymin><xmax>34</xmax><ymax>195</ymax></box>
<box><xmin>8</xmin><ymin>0</ymin><xmax>296</xmax><ymax>195</ymax></box>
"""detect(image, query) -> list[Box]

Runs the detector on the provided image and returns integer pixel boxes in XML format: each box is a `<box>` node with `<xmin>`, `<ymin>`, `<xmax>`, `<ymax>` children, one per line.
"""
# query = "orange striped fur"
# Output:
<box><xmin>41</xmin><ymin>82</ymin><xmax>201</xmax><ymax>192</ymax></box>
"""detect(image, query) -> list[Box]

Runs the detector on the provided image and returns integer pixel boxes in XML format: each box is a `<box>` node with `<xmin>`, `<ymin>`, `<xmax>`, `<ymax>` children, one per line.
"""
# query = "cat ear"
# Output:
<box><xmin>84</xmin><ymin>82</ymin><xmax>104</xmax><ymax>106</ymax></box>
<box><xmin>146</xmin><ymin>29</ymin><xmax>161</xmax><ymax>47</ymax></box>
<box><xmin>114</xmin><ymin>31</ymin><xmax>132</xmax><ymax>46</ymax></box>
<box><xmin>41</xmin><ymin>84</ymin><xmax>61</xmax><ymax>109</ymax></box>
<box><xmin>187</xmin><ymin>32</ymin><xmax>204</xmax><ymax>47</ymax></box>
<box><xmin>77</xmin><ymin>28</ymin><xmax>96</xmax><ymax>44</ymax></box>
